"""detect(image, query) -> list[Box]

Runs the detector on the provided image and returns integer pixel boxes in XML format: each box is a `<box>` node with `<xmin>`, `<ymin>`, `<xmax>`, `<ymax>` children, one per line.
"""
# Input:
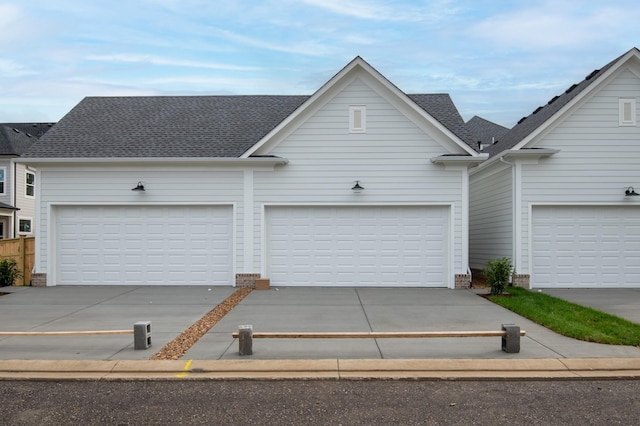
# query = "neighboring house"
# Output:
<box><xmin>19</xmin><ymin>57</ymin><xmax>487</xmax><ymax>287</ymax></box>
<box><xmin>0</xmin><ymin>123</ymin><xmax>53</xmax><ymax>239</ymax></box>
<box><xmin>466</xmin><ymin>116</ymin><xmax>510</xmax><ymax>152</ymax></box>
<box><xmin>469</xmin><ymin>47</ymin><xmax>640</xmax><ymax>288</ymax></box>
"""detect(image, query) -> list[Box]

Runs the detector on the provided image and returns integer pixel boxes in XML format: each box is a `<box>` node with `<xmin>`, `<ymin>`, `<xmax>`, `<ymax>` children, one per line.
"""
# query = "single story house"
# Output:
<box><xmin>20</xmin><ymin>57</ymin><xmax>487</xmax><ymax>287</ymax></box>
<box><xmin>469</xmin><ymin>47</ymin><xmax>640</xmax><ymax>288</ymax></box>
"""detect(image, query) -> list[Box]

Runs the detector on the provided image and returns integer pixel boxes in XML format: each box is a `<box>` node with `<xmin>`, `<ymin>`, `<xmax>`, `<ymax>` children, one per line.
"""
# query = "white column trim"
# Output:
<box><xmin>243</xmin><ymin>170</ymin><xmax>254</xmax><ymax>271</ymax></box>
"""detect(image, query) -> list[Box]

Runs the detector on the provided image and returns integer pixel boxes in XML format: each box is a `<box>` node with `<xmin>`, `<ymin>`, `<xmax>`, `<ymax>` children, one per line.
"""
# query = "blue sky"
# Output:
<box><xmin>1</xmin><ymin>0</ymin><xmax>638</xmax><ymax>127</ymax></box>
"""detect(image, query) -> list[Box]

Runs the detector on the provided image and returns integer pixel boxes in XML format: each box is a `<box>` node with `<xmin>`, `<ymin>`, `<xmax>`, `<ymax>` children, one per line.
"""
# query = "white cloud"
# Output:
<box><xmin>0</xmin><ymin>59</ymin><xmax>35</xmax><ymax>76</ymax></box>
<box><xmin>469</xmin><ymin>3</ymin><xmax>638</xmax><ymax>50</ymax></box>
<box><xmin>85</xmin><ymin>54</ymin><xmax>262</xmax><ymax>72</ymax></box>
<box><xmin>299</xmin><ymin>0</ymin><xmax>458</xmax><ymax>22</ymax></box>
<box><xmin>0</xmin><ymin>3</ymin><xmax>21</xmax><ymax>27</ymax></box>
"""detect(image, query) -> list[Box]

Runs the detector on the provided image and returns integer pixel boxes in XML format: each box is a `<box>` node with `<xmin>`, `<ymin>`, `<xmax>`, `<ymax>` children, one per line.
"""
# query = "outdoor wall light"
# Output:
<box><xmin>132</xmin><ymin>182</ymin><xmax>145</xmax><ymax>192</ymax></box>
<box><xmin>352</xmin><ymin>180</ymin><xmax>364</xmax><ymax>191</ymax></box>
<box><xmin>625</xmin><ymin>186</ymin><xmax>639</xmax><ymax>196</ymax></box>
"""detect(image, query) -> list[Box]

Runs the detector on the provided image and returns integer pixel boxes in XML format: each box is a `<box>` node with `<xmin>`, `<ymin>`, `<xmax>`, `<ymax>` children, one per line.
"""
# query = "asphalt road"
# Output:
<box><xmin>2</xmin><ymin>379</ymin><xmax>639</xmax><ymax>425</ymax></box>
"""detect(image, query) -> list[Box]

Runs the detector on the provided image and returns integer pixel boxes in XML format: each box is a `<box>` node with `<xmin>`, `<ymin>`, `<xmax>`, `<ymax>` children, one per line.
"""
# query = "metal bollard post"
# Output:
<box><xmin>501</xmin><ymin>324</ymin><xmax>520</xmax><ymax>353</ymax></box>
<box><xmin>238</xmin><ymin>325</ymin><xmax>253</xmax><ymax>356</ymax></box>
<box><xmin>134</xmin><ymin>321</ymin><xmax>152</xmax><ymax>350</ymax></box>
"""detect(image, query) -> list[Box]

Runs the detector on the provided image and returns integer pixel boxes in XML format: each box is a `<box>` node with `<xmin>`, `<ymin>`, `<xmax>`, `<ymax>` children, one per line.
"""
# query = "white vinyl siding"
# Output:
<box><xmin>267</xmin><ymin>206</ymin><xmax>448</xmax><ymax>287</ymax></box>
<box><xmin>56</xmin><ymin>205</ymin><xmax>233</xmax><ymax>285</ymax></box>
<box><xmin>532</xmin><ymin>206</ymin><xmax>640</xmax><ymax>288</ymax></box>
<box><xmin>469</xmin><ymin>165</ymin><xmax>513</xmax><ymax>270</ymax></box>
<box><xmin>254</xmin><ymin>76</ymin><xmax>467</xmax><ymax>284</ymax></box>
<box><xmin>518</xmin><ymin>67</ymin><xmax>640</xmax><ymax>273</ymax></box>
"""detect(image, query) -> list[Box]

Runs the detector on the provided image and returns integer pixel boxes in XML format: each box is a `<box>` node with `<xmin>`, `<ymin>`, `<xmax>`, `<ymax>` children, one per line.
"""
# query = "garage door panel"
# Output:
<box><xmin>533</xmin><ymin>206</ymin><xmax>640</xmax><ymax>288</ymax></box>
<box><xmin>267</xmin><ymin>206</ymin><xmax>448</xmax><ymax>287</ymax></box>
<box><xmin>57</xmin><ymin>205</ymin><xmax>233</xmax><ymax>286</ymax></box>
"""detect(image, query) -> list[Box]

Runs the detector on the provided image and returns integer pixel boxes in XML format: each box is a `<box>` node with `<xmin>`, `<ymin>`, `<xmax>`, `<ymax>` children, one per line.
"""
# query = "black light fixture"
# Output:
<box><xmin>625</xmin><ymin>186</ymin><xmax>639</xmax><ymax>196</ymax></box>
<box><xmin>352</xmin><ymin>180</ymin><xmax>364</xmax><ymax>191</ymax></box>
<box><xmin>132</xmin><ymin>181</ymin><xmax>145</xmax><ymax>192</ymax></box>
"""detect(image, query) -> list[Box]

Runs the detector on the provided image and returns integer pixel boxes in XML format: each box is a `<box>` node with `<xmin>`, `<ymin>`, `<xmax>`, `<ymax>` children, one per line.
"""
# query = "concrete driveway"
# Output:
<box><xmin>543</xmin><ymin>288</ymin><xmax>640</xmax><ymax>324</ymax></box>
<box><xmin>0</xmin><ymin>285</ymin><xmax>639</xmax><ymax>361</ymax></box>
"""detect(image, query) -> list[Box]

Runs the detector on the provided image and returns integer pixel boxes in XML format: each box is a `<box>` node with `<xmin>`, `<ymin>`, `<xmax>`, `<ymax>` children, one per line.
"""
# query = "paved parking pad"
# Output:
<box><xmin>1</xmin><ymin>286</ymin><xmax>639</xmax><ymax>361</ymax></box>
<box><xmin>186</xmin><ymin>287</ymin><xmax>640</xmax><ymax>360</ymax></box>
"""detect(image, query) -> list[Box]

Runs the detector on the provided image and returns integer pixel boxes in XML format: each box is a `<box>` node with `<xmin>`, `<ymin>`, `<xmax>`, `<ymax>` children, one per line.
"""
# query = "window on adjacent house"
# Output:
<box><xmin>0</xmin><ymin>168</ymin><xmax>5</xmax><ymax>195</ymax></box>
<box><xmin>619</xmin><ymin>99</ymin><xmax>637</xmax><ymax>126</ymax></box>
<box><xmin>25</xmin><ymin>171</ymin><xmax>35</xmax><ymax>197</ymax></box>
<box><xmin>0</xmin><ymin>222</ymin><xmax>4</xmax><ymax>239</ymax></box>
<box><xmin>349</xmin><ymin>106</ymin><xmax>366</xmax><ymax>133</ymax></box>
<box><xmin>19</xmin><ymin>219</ymin><xmax>31</xmax><ymax>234</ymax></box>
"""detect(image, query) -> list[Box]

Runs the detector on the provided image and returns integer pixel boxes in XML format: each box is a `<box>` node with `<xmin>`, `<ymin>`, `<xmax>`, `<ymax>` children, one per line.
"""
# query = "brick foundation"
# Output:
<box><xmin>512</xmin><ymin>274</ymin><xmax>530</xmax><ymax>289</ymax></box>
<box><xmin>235</xmin><ymin>273</ymin><xmax>260</xmax><ymax>288</ymax></box>
<box><xmin>31</xmin><ymin>273</ymin><xmax>47</xmax><ymax>287</ymax></box>
<box><xmin>455</xmin><ymin>274</ymin><xmax>471</xmax><ymax>289</ymax></box>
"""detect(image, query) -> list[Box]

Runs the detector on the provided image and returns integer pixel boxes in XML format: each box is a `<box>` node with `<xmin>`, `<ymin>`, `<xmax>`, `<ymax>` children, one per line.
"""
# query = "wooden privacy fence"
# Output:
<box><xmin>0</xmin><ymin>236</ymin><xmax>34</xmax><ymax>286</ymax></box>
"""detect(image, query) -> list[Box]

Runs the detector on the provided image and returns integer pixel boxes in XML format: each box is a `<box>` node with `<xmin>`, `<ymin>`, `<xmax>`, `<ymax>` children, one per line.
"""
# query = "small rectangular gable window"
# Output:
<box><xmin>349</xmin><ymin>106</ymin><xmax>366</xmax><ymax>133</ymax></box>
<box><xmin>619</xmin><ymin>99</ymin><xmax>636</xmax><ymax>126</ymax></box>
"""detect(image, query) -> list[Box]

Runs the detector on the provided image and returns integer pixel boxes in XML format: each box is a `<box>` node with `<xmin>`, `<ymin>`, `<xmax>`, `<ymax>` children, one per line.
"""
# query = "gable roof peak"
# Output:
<box><xmin>485</xmin><ymin>47</ymin><xmax>640</xmax><ymax>157</ymax></box>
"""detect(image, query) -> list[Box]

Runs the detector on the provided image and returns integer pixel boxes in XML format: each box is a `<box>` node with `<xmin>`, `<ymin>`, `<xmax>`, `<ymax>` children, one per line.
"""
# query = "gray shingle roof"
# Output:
<box><xmin>23</xmin><ymin>92</ymin><xmax>476</xmax><ymax>159</ymax></box>
<box><xmin>0</xmin><ymin>125</ymin><xmax>40</xmax><ymax>155</ymax></box>
<box><xmin>24</xmin><ymin>96</ymin><xmax>310</xmax><ymax>158</ymax></box>
<box><xmin>408</xmin><ymin>94</ymin><xmax>476</xmax><ymax>149</ymax></box>
<box><xmin>466</xmin><ymin>116</ymin><xmax>510</xmax><ymax>149</ymax></box>
<box><xmin>484</xmin><ymin>49</ymin><xmax>633</xmax><ymax>157</ymax></box>
<box><xmin>4</xmin><ymin>123</ymin><xmax>55</xmax><ymax>138</ymax></box>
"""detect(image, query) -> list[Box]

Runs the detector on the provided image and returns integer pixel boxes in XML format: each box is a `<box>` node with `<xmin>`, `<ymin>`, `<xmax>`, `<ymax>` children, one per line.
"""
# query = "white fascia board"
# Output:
<box><xmin>502</xmin><ymin>148</ymin><xmax>560</xmax><ymax>160</ymax></box>
<box><xmin>15</xmin><ymin>157</ymin><xmax>289</xmax><ymax>167</ymax></box>
<box><xmin>469</xmin><ymin>149</ymin><xmax>559</xmax><ymax>175</ymax></box>
<box><xmin>431</xmin><ymin>153</ymin><xmax>489</xmax><ymax>166</ymax></box>
<box><xmin>512</xmin><ymin>49</ymin><xmax>640</xmax><ymax>151</ymax></box>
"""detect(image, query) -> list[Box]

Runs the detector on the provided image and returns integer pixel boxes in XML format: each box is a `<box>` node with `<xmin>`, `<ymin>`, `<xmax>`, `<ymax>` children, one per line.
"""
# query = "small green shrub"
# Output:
<box><xmin>483</xmin><ymin>257</ymin><xmax>513</xmax><ymax>295</ymax></box>
<box><xmin>0</xmin><ymin>259</ymin><xmax>22</xmax><ymax>287</ymax></box>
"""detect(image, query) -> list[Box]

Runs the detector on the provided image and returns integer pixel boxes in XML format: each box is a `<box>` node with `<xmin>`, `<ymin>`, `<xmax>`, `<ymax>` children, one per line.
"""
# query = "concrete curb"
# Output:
<box><xmin>1</xmin><ymin>358</ymin><xmax>640</xmax><ymax>380</ymax></box>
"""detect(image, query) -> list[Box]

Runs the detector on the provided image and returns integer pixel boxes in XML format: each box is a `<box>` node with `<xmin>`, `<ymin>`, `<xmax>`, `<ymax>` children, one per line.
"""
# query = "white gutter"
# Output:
<box><xmin>430</xmin><ymin>153</ymin><xmax>489</xmax><ymax>166</ymax></box>
<box><xmin>15</xmin><ymin>157</ymin><xmax>290</xmax><ymax>167</ymax></box>
<box><xmin>469</xmin><ymin>148</ymin><xmax>559</xmax><ymax>176</ymax></box>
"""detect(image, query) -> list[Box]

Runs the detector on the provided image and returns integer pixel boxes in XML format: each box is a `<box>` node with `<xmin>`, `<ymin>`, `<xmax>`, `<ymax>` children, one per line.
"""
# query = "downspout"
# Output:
<box><xmin>499</xmin><ymin>157</ymin><xmax>520</xmax><ymax>274</ymax></box>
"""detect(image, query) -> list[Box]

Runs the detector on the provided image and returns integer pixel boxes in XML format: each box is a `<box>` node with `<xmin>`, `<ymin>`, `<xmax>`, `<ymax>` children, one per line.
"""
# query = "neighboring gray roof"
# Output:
<box><xmin>466</xmin><ymin>116</ymin><xmax>510</xmax><ymax>148</ymax></box>
<box><xmin>484</xmin><ymin>49</ymin><xmax>632</xmax><ymax>157</ymax></box>
<box><xmin>0</xmin><ymin>202</ymin><xmax>18</xmax><ymax>211</ymax></box>
<box><xmin>0</xmin><ymin>125</ymin><xmax>40</xmax><ymax>156</ymax></box>
<box><xmin>408</xmin><ymin>94</ymin><xmax>476</xmax><ymax>149</ymax></box>
<box><xmin>4</xmin><ymin>123</ymin><xmax>55</xmax><ymax>138</ymax></box>
<box><xmin>23</xmin><ymin>93</ymin><xmax>477</xmax><ymax>159</ymax></box>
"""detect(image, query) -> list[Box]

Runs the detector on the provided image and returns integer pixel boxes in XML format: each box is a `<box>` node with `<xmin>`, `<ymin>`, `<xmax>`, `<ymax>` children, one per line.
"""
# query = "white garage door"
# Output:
<box><xmin>532</xmin><ymin>206</ymin><xmax>640</xmax><ymax>288</ymax></box>
<box><xmin>57</xmin><ymin>205</ymin><xmax>233</xmax><ymax>285</ymax></box>
<box><xmin>267</xmin><ymin>206</ymin><xmax>449</xmax><ymax>287</ymax></box>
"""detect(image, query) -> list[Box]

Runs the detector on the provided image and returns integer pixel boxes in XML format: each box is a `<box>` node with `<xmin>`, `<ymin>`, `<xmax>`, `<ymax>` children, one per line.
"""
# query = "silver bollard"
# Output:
<box><xmin>238</xmin><ymin>325</ymin><xmax>253</xmax><ymax>356</ymax></box>
<box><xmin>134</xmin><ymin>321</ymin><xmax>152</xmax><ymax>350</ymax></box>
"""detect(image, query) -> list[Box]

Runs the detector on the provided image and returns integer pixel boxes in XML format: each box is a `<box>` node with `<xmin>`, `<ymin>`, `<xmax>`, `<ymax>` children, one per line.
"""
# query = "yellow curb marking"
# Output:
<box><xmin>176</xmin><ymin>359</ymin><xmax>192</xmax><ymax>378</ymax></box>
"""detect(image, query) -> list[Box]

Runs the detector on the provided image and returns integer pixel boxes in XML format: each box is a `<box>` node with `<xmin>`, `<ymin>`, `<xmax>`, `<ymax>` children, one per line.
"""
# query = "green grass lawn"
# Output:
<box><xmin>489</xmin><ymin>287</ymin><xmax>640</xmax><ymax>346</ymax></box>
